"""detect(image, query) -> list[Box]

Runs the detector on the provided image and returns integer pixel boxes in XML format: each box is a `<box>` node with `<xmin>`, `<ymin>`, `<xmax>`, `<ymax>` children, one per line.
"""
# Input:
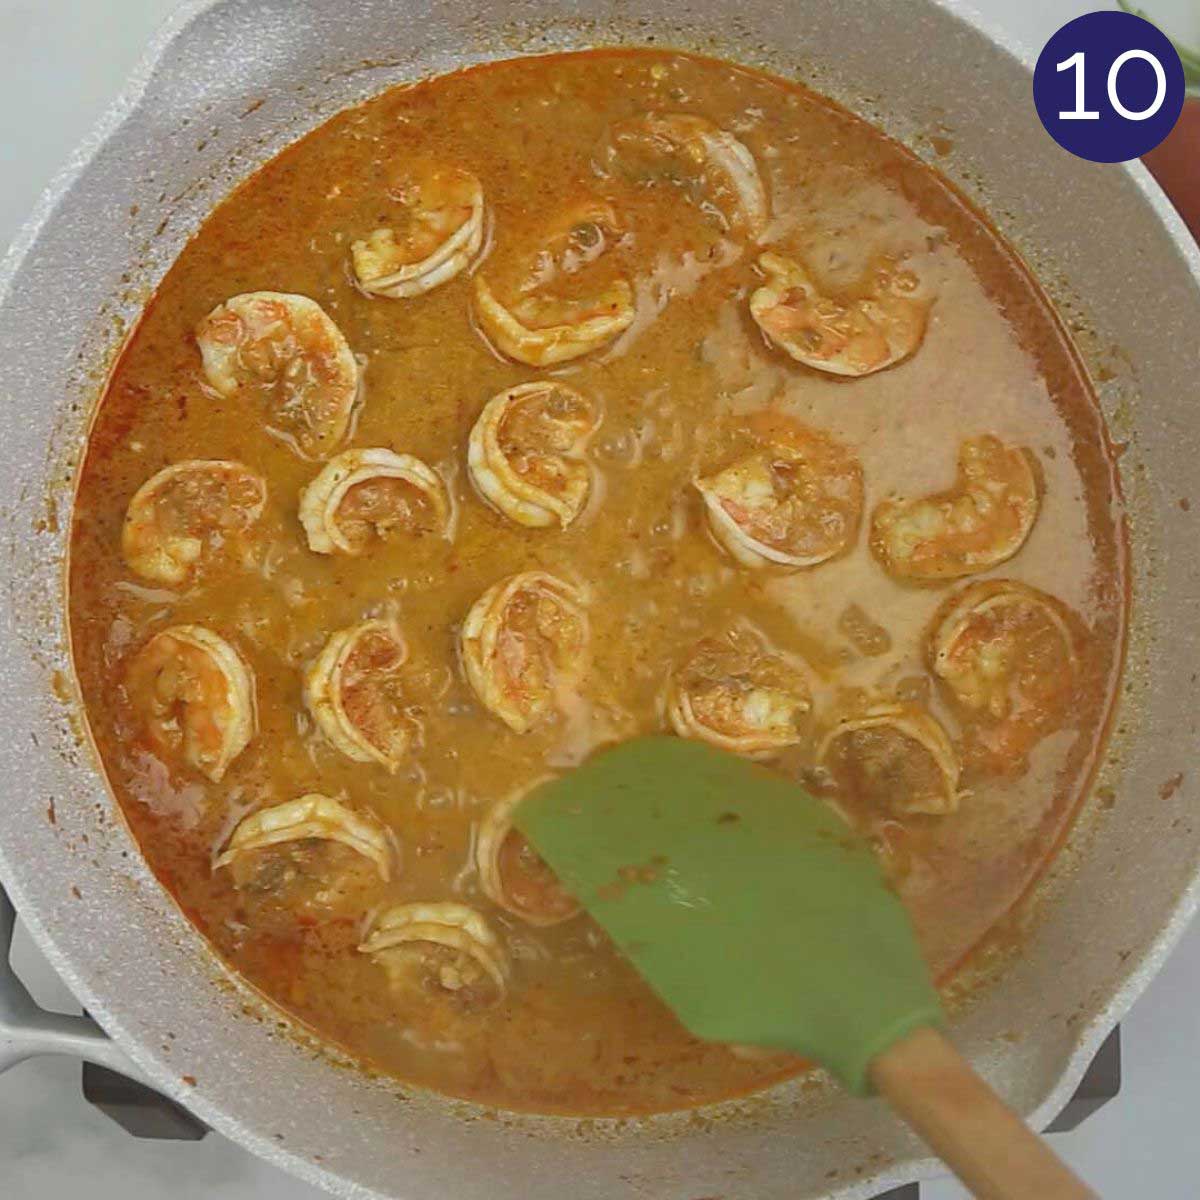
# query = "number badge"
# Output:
<box><xmin>1033</xmin><ymin>10</ymin><xmax>1186</xmax><ymax>162</ymax></box>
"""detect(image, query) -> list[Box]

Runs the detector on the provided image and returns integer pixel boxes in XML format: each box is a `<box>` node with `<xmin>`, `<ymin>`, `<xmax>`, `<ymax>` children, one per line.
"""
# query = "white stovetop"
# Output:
<box><xmin>2</xmin><ymin>1</ymin><xmax>1197</xmax><ymax>1196</ymax></box>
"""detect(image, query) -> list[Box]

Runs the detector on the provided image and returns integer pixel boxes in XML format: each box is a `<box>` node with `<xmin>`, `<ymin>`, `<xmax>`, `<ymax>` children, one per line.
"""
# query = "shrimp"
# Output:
<box><xmin>351</xmin><ymin>160</ymin><xmax>484</xmax><ymax>298</ymax></box>
<box><xmin>598</xmin><ymin>112</ymin><xmax>768</xmax><ymax>236</ymax></box>
<box><xmin>121</xmin><ymin>459</ymin><xmax>266</xmax><ymax>585</ymax></box>
<box><xmin>871</xmin><ymin>436</ymin><xmax>1040</xmax><ymax>581</ymax></box>
<box><xmin>476</xmin><ymin>790</ymin><xmax>580</xmax><ymax>926</ymax></box>
<box><xmin>124</xmin><ymin>624</ymin><xmax>256</xmax><ymax>782</ymax></box>
<box><xmin>929</xmin><ymin>579</ymin><xmax>1080</xmax><ymax>771</ymax></box>
<box><xmin>467</xmin><ymin>381</ymin><xmax>600</xmax><ymax>529</ymax></box>
<box><xmin>472</xmin><ymin>200</ymin><xmax>635</xmax><ymax>366</ymax></box>
<box><xmin>195</xmin><ymin>292</ymin><xmax>359</xmax><ymax>459</ymax></box>
<box><xmin>303</xmin><ymin>620</ymin><xmax>415</xmax><ymax>772</ymax></box>
<box><xmin>667</xmin><ymin>627</ymin><xmax>812</xmax><ymax>757</ymax></box>
<box><xmin>695</xmin><ymin>414</ymin><xmax>863</xmax><ymax>569</ymax></box>
<box><xmin>750</xmin><ymin>250</ymin><xmax>931</xmax><ymax>376</ymax></box>
<box><xmin>215</xmin><ymin>793</ymin><xmax>394</xmax><ymax>881</ymax></box>
<box><xmin>359</xmin><ymin>902</ymin><xmax>509</xmax><ymax>1012</ymax></box>
<box><xmin>215</xmin><ymin>794</ymin><xmax>394</xmax><ymax>928</ymax></box>
<box><xmin>298</xmin><ymin>448</ymin><xmax>451</xmax><ymax>555</ymax></box>
<box><xmin>459</xmin><ymin>571</ymin><xmax>589</xmax><ymax>734</ymax></box>
<box><xmin>818</xmin><ymin>702</ymin><xmax>962</xmax><ymax>817</ymax></box>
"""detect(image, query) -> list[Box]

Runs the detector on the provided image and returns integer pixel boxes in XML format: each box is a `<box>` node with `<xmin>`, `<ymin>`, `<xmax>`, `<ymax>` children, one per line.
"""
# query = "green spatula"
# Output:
<box><xmin>516</xmin><ymin>736</ymin><xmax>1095</xmax><ymax>1200</ymax></box>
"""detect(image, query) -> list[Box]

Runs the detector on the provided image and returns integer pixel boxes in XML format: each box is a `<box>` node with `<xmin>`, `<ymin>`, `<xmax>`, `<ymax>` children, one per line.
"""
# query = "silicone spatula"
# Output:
<box><xmin>515</xmin><ymin>736</ymin><xmax>1095</xmax><ymax>1200</ymax></box>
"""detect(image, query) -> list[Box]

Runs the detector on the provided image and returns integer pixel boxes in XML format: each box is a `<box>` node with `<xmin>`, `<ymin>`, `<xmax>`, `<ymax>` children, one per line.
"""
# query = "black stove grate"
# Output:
<box><xmin>81</xmin><ymin>1026</ymin><xmax>1121</xmax><ymax>1194</ymax></box>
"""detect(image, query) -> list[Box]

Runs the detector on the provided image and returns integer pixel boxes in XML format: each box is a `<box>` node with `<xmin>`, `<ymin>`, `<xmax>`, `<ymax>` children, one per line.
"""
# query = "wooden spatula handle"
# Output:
<box><xmin>869</xmin><ymin>1027</ymin><xmax>1097</xmax><ymax>1200</ymax></box>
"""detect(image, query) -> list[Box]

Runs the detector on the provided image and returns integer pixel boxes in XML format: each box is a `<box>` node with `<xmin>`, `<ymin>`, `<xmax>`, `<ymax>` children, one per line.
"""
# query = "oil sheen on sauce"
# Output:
<box><xmin>68</xmin><ymin>49</ymin><xmax>1127</xmax><ymax>1116</ymax></box>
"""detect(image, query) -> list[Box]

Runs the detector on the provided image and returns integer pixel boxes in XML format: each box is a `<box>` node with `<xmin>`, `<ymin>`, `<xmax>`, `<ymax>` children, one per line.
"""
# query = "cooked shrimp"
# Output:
<box><xmin>359</xmin><ymin>902</ymin><xmax>508</xmax><ymax>1012</ymax></box>
<box><xmin>122</xmin><ymin>459</ymin><xmax>266</xmax><ymax>585</ymax></box>
<box><xmin>474</xmin><ymin>275</ymin><xmax>634</xmax><ymax>366</ymax></box>
<box><xmin>930</xmin><ymin>580</ymin><xmax>1078</xmax><ymax>719</ymax></box>
<box><xmin>224</xmin><ymin>837</ymin><xmax>383</xmax><ymax>930</ymax></box>
<box><xmin>195</xmin><ymin>292</ymin><xmax>359</xmax><ymax>459</ymax></box>
<box><xmin>351</xmin><ymin>161</ymin><xmax>484</xmax><ymax>298</ymax></box>
<box><xmin>818</xmin><ymin>702</ymin><xmax>962</xmax><ymax>816</ymax></box>
<box><xmin>667</xmin><ymin>627</ymin><xmax>812</xmax><ymax>757</ymax></box>
<box><xmin>125</xmin><ymin>625</ymin><xmax>256</xmax><ymax>782</ymax></box>
<box><xmin>467</xmin><ymin>381</ymin><xmax>599</xmax><ymax>528</ymax></box>
<box><xmin>476</xmin><ymin>790</ymin><xmax>580</xmax><ymax>926</ymax></box>
<box><xmin>871</xmin><ymin>436</ymin><xmax>1040</xmax><ymax>581</ymax></box>
<box><xmin>215</xmin><ymin>793</ymin><xmax>394</xmax><ymax>880</ymax></box>
<box><xmin>930</xmin><ymin>579</ymin><xmax>1079</xmax><ymax>771</ymax></box>
<box><xmin>298</xmin><ymin>448</ymin><xmax>451</xmax><ymax>555</ymax></box>
<box><xmin>695</xmin><ymin>414</ymin><xmax>863</xmax><ymax>569</ymax></box>
<box><xmin>473</xmin><ymin>201</ymin><xmax>635</xmax><ymax>366</ymax></box>
<box><xmin>750</xmin><ymin>250</ymin><xmax>930</xmax><ymax>376</ymax></box>
<box><xmin>459</xmin><ymin>571</ymin><xmax>589</xmax><ymax>733</ymax></box>
<box><xmin>599</xmin><ymin>112</ymin><xmax>767</xmax><ymax>236</ymax></box>
<box><xmin>304</xmin><ymin>620</ymin><xmax>415</xmax><ymax>772</ymax></box>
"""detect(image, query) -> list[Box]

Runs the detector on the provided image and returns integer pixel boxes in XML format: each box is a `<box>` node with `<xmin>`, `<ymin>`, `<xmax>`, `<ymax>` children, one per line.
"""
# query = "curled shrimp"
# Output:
<box><xmin>121</xmin><ymin>459</ymin><xmax>266</xmax><ymax>585</ymax></box>
<box><xmin>929</xmin><ymin>579</ymin><xmax>1080</xmax><ymax>771</ymax></box>
<box><xmin>467</xmin><ymin>381</ymin><xmax>600</xmax><ymax>529</ymax></box>
<box><xmin>303</xmin><ymin>619</ymin><xmax>415</xmax><ymax>773</ymax></box>
<box><xmin>351</xmin><ymin>160</ymin><xmax>484</xmax><ymax>298</ymax></box>
<box><xmin>298</xmin><ymin>448</ymin><xmax>451</xmax><ymax>555</ymax></box>
<box><xmin>215</xmin><ymin>793</ymin><xmax>394</xmax><ymax>881</ymax></box>
<box><xmin>598</xmin><ymin>111</ymin><xmax>767</xmax><ymax>236</ymax></box>
<box><xmin>459</xmin><ymin>571</ymin><xmax>589</xmax><ymax>734</ymax></box>
<box><xmin>215</xmin><ymin>794</ymin><xmax>394</xmax><ymax>928</ymax></box>
<box><xmin>476</xmin><ymin>789</ymin><xmax>580</xmax><ymax>926</ymax></box>
<box><xmin>818</xmin><ymin>701</ymin><xmax>962</xmax><ymax>817</ymax></box>
<box><xmin>195</xmin><ymin>291</ymin><xmax>359</xmax><ymax>459</ymax></box>
<box><xmin>870</xmin><ymin>435</ymin><xmax>1040</xmax><ymax>581</ymax></box>
<box><xmin>359</xmin><ymin>902</ymin><xmax>509</xmax><ymax>1012</ymax></box>
<box><xmin>696</xmin><ymin>414</ymin><xmax>863</xmax><ymax>570</ymax></box>
<box><xmin>125</xmin><ymin>624</ymin><xmax>256</xmax><ymax>782</ymax></box>
<box><xmin>667</xmin><ymin>626</ymin><xmax>812</xmax><ymax>757</ymax></box>
<box><xmin>750</xmin><ymin>250</ymin><xmax>930</xmax><ymax>376</ymax></box>
<box><xmin>473</xmin><ymin>201</ymin><xmax>634</xmax><ymax>366</ymax></box>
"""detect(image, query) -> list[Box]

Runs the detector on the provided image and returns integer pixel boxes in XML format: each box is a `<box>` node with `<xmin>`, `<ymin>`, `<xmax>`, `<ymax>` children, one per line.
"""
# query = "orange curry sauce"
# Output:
<box><xmin>68</xmin><ymin>49</ymin><xmax>1126</xmax><ymax>1115</ymax></box>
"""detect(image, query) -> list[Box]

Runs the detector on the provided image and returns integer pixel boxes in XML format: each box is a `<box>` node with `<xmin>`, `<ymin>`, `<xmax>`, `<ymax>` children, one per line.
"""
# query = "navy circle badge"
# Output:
<box><xmin>1033</xmin><ymin>10</ymin><xmax>1186</xmax><ymax>163</ymax></box>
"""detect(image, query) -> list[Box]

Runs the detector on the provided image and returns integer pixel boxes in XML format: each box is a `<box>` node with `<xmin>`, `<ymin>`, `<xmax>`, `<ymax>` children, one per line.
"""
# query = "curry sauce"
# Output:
<box><xmin>68</xmin><ymin>49</ymin><xmax>1127</xmax><ymax>1116</ymax></box>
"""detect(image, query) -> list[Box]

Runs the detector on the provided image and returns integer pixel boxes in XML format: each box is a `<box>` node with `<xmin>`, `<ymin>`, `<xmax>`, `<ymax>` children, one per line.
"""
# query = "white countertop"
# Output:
<box><xmin>2</xmin><ymin>2</ymin><xmax>1198</xmax><ymax>1196</ymax></box>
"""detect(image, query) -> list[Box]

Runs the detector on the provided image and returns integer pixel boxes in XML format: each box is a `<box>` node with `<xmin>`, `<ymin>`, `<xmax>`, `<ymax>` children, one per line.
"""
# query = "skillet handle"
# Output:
<box><xmin>0</xmin><ymin>878</ymin><xmax>148</xmax><ymax>1083</ymax></box>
